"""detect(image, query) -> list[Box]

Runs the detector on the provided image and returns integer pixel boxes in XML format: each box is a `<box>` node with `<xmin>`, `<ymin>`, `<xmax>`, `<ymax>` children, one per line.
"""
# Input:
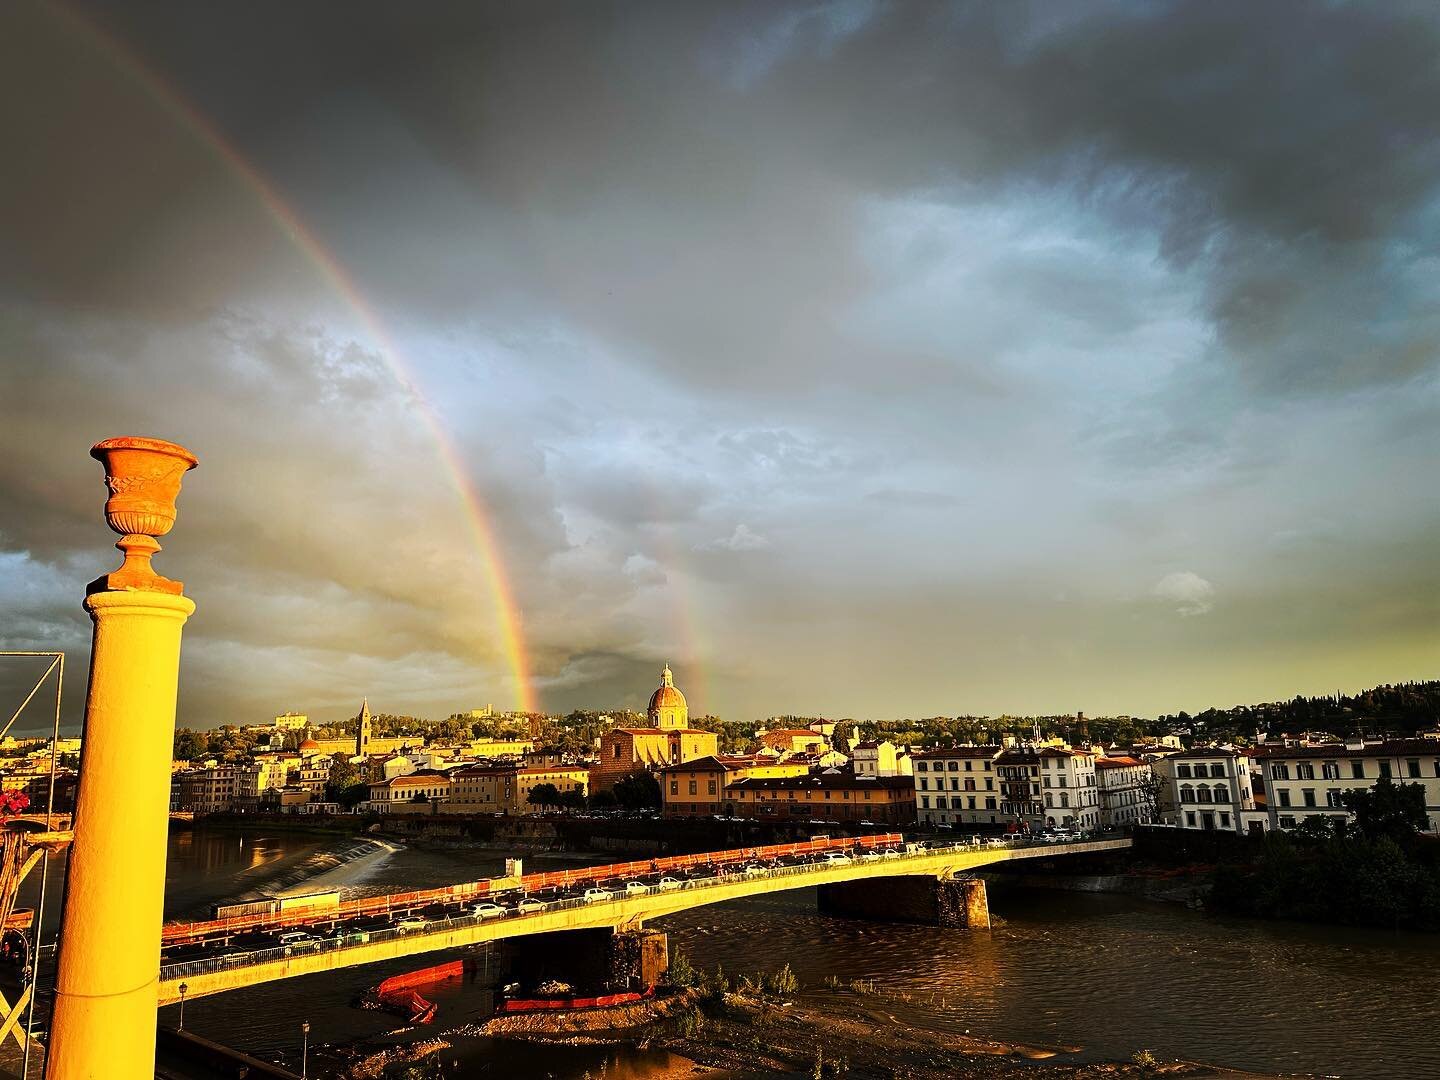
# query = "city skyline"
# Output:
<box><xmin>3</xmin><ymin>1</ymin><xmax>1438</xmax><ymax>729</ymax></box>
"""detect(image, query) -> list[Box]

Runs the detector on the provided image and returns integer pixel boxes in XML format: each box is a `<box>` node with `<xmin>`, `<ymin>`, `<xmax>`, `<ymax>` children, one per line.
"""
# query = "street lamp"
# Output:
<box><xmin>301</xmin><ymin>1019</ymin><xmax>310</xmax><ymax>1078</ymax></box>
<box><xmin>177</xmin><ymin>982</ymin><xmax>188</xmax><ymax>1031</ymax></box>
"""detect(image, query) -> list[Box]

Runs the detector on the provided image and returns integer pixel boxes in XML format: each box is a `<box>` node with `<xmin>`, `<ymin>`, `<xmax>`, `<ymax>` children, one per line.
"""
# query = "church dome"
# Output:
<box><xmin>299</xmin><ymin>737</ymin><xmax>320</xmax><ymax>751</ymax></box>
<box><xmin>648</xmin><ymin>684</ymin><xmax>687</xmax><ymax>712</ymax></box>
<box><xmin>646</xmin><ymin>664</ymin><xmax>688</xmax><ymax>724</ymax></box>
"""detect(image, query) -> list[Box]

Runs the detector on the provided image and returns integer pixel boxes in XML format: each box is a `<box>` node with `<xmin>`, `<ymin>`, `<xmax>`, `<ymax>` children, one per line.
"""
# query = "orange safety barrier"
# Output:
<box><xmin>161</xmin><ymin>832</ymin><xmax>904</xmax><ymax>945</ymax></box>
<box><xmin>498</xmin><ymin>986</ymin><xmax>654</xmax><ymax>1013</ymax></box>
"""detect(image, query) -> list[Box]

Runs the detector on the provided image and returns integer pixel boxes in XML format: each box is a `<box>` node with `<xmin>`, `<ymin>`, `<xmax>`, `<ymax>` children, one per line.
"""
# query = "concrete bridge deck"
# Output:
<box><xmin>157</xmin><ymin>836</ymin><xmax>1129</xmax><ymax>1004</ymax></box>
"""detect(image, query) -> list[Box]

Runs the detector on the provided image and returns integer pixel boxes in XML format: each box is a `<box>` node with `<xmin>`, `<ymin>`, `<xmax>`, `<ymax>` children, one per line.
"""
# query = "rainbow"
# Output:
<box><xmin>52</xmin><ymin>4</ymin><xmax>538</xmax><ymax>713</ymax></box>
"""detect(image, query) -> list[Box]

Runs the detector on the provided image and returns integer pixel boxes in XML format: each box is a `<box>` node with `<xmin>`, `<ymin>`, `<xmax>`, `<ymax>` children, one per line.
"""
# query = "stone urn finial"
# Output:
<box><xmin>88</xmin><ymin>436</ymin><xmax>198</xmax><ymax>595</ymax></box>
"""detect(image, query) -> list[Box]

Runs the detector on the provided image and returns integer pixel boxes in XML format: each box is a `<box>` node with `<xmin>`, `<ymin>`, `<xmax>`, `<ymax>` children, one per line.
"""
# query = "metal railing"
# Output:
<box><xmin>158</xmin><ymin>834</ymin><xmax>1123</xmax><ymax>984</ymax></box>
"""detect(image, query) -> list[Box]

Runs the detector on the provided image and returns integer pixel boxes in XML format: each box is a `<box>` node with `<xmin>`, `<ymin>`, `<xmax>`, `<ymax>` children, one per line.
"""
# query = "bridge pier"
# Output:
<box><xmin>503</xmin><ymin>927</ymin><xmax>669</xmax><ymax>992</ymax></box>
<box><xmin>818</xmin><ymin>874</ymin><xmax>990</xmax><ymax>929</ymax></box>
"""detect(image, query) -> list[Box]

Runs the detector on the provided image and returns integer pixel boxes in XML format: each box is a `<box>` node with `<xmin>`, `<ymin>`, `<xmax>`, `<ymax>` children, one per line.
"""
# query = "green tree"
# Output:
<box><xmin>326</xmin><ymin>758</ymin><xmax>361</xmax><ymax>802</ymax></box>
<box><xmin>173</xmin><ymin>729</ymin><xmax>207</xmax><ymax>762</ymax></box>
<box><xmin>1342</xmin><ymin>776</ymin><xmax>1428</xmax><ymax>844</ymax></box>
<box><xmin>527</xmin><ymin>782</ymin><xmax>561</xmax><ymax>809</ymax></box>
<box><xmin>612</xmin><ymin>770</ymin><xmax>661</xmax><ymax>809</ymax></box>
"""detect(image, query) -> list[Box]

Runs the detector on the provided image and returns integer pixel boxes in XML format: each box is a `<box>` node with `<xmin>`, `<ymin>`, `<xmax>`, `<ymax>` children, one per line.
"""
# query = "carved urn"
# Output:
<box><xmin>88</xmin><ymin>436</ymin><xmax>198</xmax><ymax>594</ymax></box>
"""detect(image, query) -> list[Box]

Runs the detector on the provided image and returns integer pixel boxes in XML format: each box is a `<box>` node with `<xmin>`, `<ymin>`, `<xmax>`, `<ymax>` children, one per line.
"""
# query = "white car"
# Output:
<box><xmin>516</xmin><ymin>897</ymin><xmax>547</xmax><ymax>914</ymax></box>
<box><xmin>881</xmin><ymin>848</ymin><xmax>902</xmax><ymax>859</ymax></box>
<box><xmin>582</xmin><ymin>887</ymin><xmax>612</xmax><ymax>903</ymax></box>
<box><xmin>743</xmin><ymin>863</ymin><xmax>768</xmax><ymax>876</ymax></box>
<box><xmin>393</xmin><ymin>916</ymin><xmax>428</xmax><ymax>934</ymax></box>
<box><xmin>822</xmin><ymin>852</ymin><xmax>852</xmax><ymax>866</ymax></box>
<box><xmin>656</xmin><ymin>876</ymin><xmax>682</xmax><ymax>892</ymax></box>
<box><xmin>471</xmin><ymin>903</ymin><xmax>507</xmax><ymax>919</ymax></box>
<box><xmin>625</xmin><ymin>881</ymin><xmax>647</xmax><ymax>895</ymax></box>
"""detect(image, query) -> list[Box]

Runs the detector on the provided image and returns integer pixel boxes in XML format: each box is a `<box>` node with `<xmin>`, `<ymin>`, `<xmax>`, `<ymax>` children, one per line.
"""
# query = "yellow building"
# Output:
<box><xmin>758</xmin><ymin>728</ymin><xmax>828</xmax><ymax>754</ymax></box>
<box><xmin>724</xmin><ymin>772</ymin><xmax>916</xmax><ymax>824</ymax></box>
<box><xmin>446</xmin><ymin>763</ymin><xmax>590</xmax><ymax>814</ymax></box>
<box><xmin>593</xmin><ymin>665</ymin><xmax>718</xmax><ymax>790</ymax></box>
<box><xmin>661</xmin><ymin>755</ymin><xmax>810</xmax><ymax>817</ymax></box>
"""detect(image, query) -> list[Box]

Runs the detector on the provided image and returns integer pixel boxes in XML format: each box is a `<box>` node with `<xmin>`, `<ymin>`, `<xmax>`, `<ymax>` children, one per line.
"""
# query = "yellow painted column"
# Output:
<box><xmin>48</xmin><ymin>437</ymin><xmax>197</xmax><ymax>1080</ymax></box>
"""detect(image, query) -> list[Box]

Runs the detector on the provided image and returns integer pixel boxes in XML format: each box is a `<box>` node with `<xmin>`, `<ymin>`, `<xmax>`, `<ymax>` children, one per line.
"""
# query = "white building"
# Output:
<box><xmin>1037</xmin><ymin>746</ymin><xmax>1101</xmax><ymax>830</ymax></box>
<box><xmin>1153</xmin><ymin>750</ymin><xmax>1264</xmax><ymax>834</ymax></box>
<box><xmin>1251</xmin><ymin>738</ymin><xmax>1440</xmax><ymax>834</ymax></box>
<box><xmin>913</xmin><ymin>746</ymin><xmax>1002</xmax><ymax>826</ymax></box>
<box><xmin>1095</xmin><ymin>755</ymin><xmax>1155</xmax><ymax>828</ymax></box>
<box><xmin>851</xmin><ymin>741</ymin><xmax>913</xmax><ymax>778</ymax></box>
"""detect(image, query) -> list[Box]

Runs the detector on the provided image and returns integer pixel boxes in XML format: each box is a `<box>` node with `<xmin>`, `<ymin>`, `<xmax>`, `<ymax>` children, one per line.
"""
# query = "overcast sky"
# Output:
<box><xmin>1</xmin><ymin>1</ymin><xmax>1436</xmax><ymax>731</ymax></box>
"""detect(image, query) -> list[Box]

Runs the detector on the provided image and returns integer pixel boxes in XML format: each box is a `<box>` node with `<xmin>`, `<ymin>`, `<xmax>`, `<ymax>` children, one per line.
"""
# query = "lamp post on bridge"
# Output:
<box><xmin>47</xmin><ymin>437</ymin><xmax>199</xmax><ymax>1080</ymax></box>
<box><xmin>301</xmin><ymin>1019</ymin><xmax>310</xmax><ymax>1078</ymax></box>
<box><xmin>178</xmin><ymin>981</ymin><xmax>188</xmax><ymax>1030</ymax></box>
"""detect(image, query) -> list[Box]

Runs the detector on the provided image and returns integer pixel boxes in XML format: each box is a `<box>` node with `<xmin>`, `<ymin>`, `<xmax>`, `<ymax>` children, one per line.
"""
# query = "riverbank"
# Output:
<box><xmin>461</xmin><ymin>985</ymin><xmax>1302</xmax><ymax>1080</ymax></box>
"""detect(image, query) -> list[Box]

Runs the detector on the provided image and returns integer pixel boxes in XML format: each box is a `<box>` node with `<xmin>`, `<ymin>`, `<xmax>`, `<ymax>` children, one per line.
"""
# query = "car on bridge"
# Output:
<box><xmin>471</xmin><ymin>903</ymin><xmax>507</xmax><ymax>920</ymax></box>
<box><xmin>624</xmin><ymin>881</ymin><xmax>648</xmax><ymax>895</ymax></box>
<box><xmin>656</xmin><ymin>876</ymin><xmax>682</xmax><ymax>892</ymax></box>
<box><xmin>277</xmin><ymin>930</ymin><xmax>321</xmax><ymax>953</ymax></box>
<box><xmin>742</xmin><ymin>863</ymin><xmax>768</xmax><ymax>877</ymax></box>
<box><xmin>822</xmin><ymin>851</ymin><xmax>851</xmax><ymax>866</ymax></box>
<box><xmin>393</xmin><ymin>916</ymin><xmax>429</xmax><ymax>934</ymax></box>
<box><xmin>515</xmin><ymin>897</ymin><xmax>548</xmax><ymax>914</ymax></box>
<box><xmin>582</xmin><ymin>887</ymin><xmax>613</xmax><ymax>903</ymax></box>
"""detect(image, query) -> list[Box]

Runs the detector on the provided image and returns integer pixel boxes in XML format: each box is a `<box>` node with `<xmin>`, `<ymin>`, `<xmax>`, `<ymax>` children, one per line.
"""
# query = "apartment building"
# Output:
<box><xmin>171</xmin><ymin>765</ymin><xmax>240</xmax><ymax>814</ymax></box>
<box><xmin>912</xmin><ymin>746</ymin><xmax>1002</xmax><ymax>826</ymax></box>
<box><xmin>1153</xmin><ymin>749</ymin><xmax>1263</xmax><ymax>834</ymax></box>
<box><xmin>660</xmin><ymin>755</ymin><xmax>809</xmax><ymax>818</ymax></box>
<box><xmin>851</xmin><ymin>741</ymin><xmax>913</xmax><ymax>778</ymax></box>
<box><xmin>1251</xmin><ymin>738</ymin><xmax>1440</xmax><ymax>833</ymax></box>
<box><xmin>1095</xmin><ymin>755</ymin><xmax>1155</xmax><ymax>828</ymax></box>
<box><xmin>724</xmin><ymin>772</ymin><xmax>916</xmax><ymax>824</ymax></box>
<box><xmin>1038</xmin><ymin>747</ymin><xmax>1101</xmax><ymax>830</ymax></box>
<box><xmin>365</xmin><ymin>771</ymin><xmax>451</xmax><ymax>813</ymax></box>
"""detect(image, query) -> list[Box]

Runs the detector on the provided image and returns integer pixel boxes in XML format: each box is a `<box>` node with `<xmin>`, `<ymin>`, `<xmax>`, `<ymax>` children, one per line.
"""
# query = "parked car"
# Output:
<box><xmin>656</xmin><ymin>876</ymin><xmax>682</xmax><ymax>892</ymax></box>
<box><xmin>624</xmin><ymin>881</ymin><xmax>648</xmax><ymax>895</ymax></box>
<box><xmin>822</xmin><ymin>851</ymin><xmax>852</xmax><ymax>866</ymax></box>
<box><xmin>393</xmin><ymin>916</ymin><xmax>429</xmax><ymax>934</ymax></box>
<box><xmin>743</xmin><ymin>863</ymin><xmax>768</xmax><ymax>877</ymax></box>
<box><xmin>516</xmin><ymin>897</ymin><xmax>548</xmax><ymax>914</ymax></box>
<box><xmin>582</xmin><ymin>888</ymin><xmax>612</xmax><ymax>903</ymax></box>
<box><xmin>471</xmin><ymin>903</ymin><xmax>507</xmax><ymax>920</ymax></box>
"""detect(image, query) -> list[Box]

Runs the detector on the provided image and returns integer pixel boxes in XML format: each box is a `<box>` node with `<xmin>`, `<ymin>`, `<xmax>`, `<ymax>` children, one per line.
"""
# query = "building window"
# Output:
<box><xmin>948</xmin><ymin>761</ymin><xmax>959</xmax><ymax>771</ymax></box>
<box><xmin>1352</xmin><ymin>762</ymin><xmax>1365</xmax><ymax>779</ymax></box>
<box><xmin>1408</xmin><ymin>760</ymin><xmax>1422</xmax><ymax>779</ymax></box>
<box><xmin>688</xmin><ymin>780</ymin><xmax>698</xmax><ymax>795</ymax></box>
<box><xmin>1278</xmin><ymin>789</ymin><xmax>1291</xmax><ymax>808</ymax></box>
<box><xmin>1326</xmin><ymin>789</ymin><xmax>1343</xmax><ymax>808</ymax></box>
<box><xmin>919</xmin><ymin>778</ymin><xmax>928</xmax><ymax>791</ymax></box>
<box><xmin>670</xmin><ymin>781</ymin><xmax>678</xmax><ymax>795</ymax></box>
<box><xmin>1177</xmin><ymin>764</ymin><xmax>1192</xmax><ymax>778</ymax></box>
<box><xmin>1213</xmin><ymin>785</ymin><xmax>1227</xmax><ymax>803</ymax></box>
<box><xmin>921</xmin><ymin>796</ymin><xmax>930</xmax><ymax>809</ymax></box>
<box><xmin>1219</xmin><ymin>813</ymin><xmax>1231</xmax><ymax>828</ymax></box>
<box><xmin>1322</xmin><ymin>762</ymin><xmax>1339</xmax><ymax>780</ymax></box>
<box><xmin>917</xmin><ymin>761</ymin><xmax>928</xmax><ymax>772</ymax></box>
<box><xmin>1210</xmin><ymin>764</ymin><xmax>1226</xmax><ymax>778</ymax></box>
<box><xmin>1280</xmin><ymin>815</ymin><xmax>1296</xmax><ymax>829</ymax></box>
<box><xmin>1379</xmin><ymin>762</ymin><xmax>1392</xmax><ymax>779</ymax></box>
<box><xmin>708</xmin><ymin>780</ymin><xmax>717</xmax><ymax>795</ymax></box>
<box><xmin>1185</xmin><ymin>812</ymin><xmax>1196</xmax><ymax>827</ymax></box>
<box><xmin>1060</xmin><ymin>793</ymin><xmax>1069</xmax><ymax>808</ymax></box>
<box><xmin>1180</xmin><ymin>784</ymin><xmax>1194</xmax><ymax>803</ymax></box>
<box><xmin>1297</xmin><ymin>763</ymin><xmax>1315</xmax><ymax>780</ymax></box>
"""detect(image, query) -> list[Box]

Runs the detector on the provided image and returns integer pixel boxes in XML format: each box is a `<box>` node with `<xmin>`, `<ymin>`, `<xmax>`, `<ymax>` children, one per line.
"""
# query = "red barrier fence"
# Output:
<box><xmin>498</xmin><ymin>986</ymin><xmax>654</xmax><ymax>1013</ymax></box>
<box><xmin>161</xmin><ymin>832</ymin><xmax>903</xmax><ymax>945</ymax></box>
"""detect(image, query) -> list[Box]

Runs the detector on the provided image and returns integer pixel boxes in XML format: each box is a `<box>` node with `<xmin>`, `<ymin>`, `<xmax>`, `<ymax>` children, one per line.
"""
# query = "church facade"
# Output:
<box><xmin>591</xmin><ymin>665</ymin><xmax>719</xmax><ymax>791</ymax></box>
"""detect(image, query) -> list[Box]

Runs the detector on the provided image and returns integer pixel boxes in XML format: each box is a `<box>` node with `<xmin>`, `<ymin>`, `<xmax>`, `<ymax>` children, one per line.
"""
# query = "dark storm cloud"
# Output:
<box><xmin>1</xmin><ymin>0</ymin><xmax>1436</xmax><ymax>723</ymax></box>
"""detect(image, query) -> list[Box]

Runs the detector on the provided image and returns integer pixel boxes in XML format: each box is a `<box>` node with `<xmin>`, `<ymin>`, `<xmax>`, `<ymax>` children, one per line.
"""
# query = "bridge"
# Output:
<box><xmin>157</xmin><ymin>832</ymin><xmax>1130</xmax><ymax>1003</ymax></box>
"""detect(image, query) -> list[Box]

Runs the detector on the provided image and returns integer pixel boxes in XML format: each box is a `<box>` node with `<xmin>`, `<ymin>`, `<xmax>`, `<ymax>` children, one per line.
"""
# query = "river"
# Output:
<box><xmin>21</xmin><ymin>828</ymin><xmax>1440</xmax><ymax>1078</ymax></box>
